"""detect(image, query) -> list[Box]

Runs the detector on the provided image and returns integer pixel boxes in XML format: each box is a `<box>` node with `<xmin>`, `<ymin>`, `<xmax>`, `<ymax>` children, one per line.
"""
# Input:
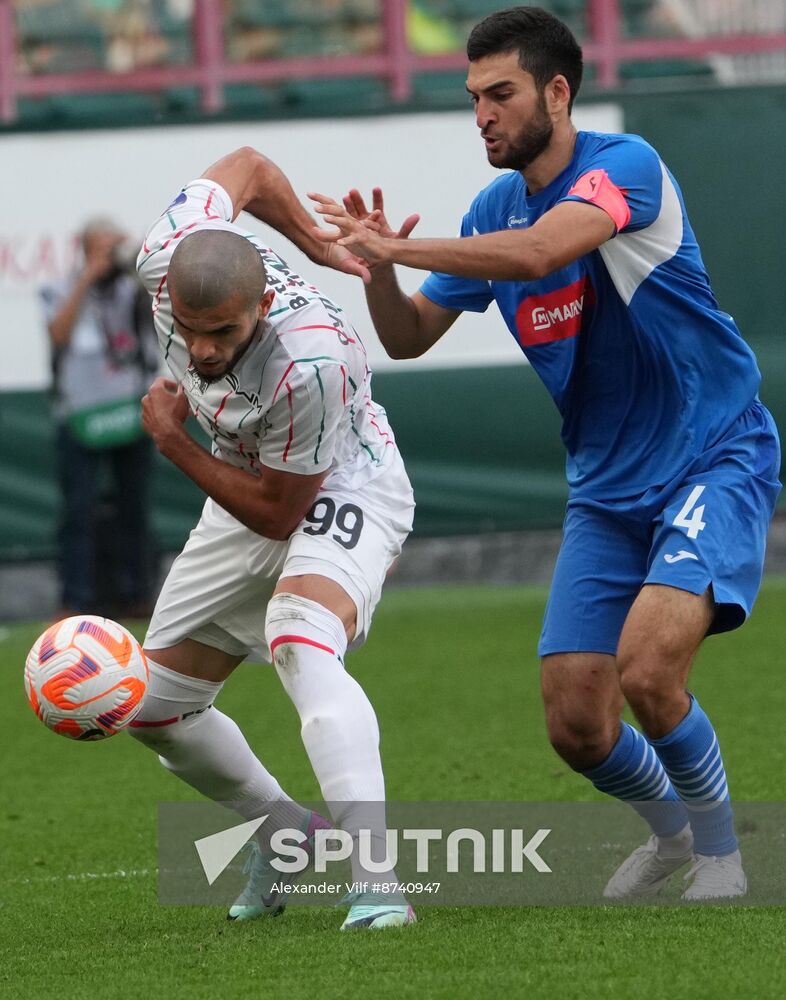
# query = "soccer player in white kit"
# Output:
<box><xmin>131</xmin><ymin>147</ymin><xmax>416</xmax><ymax>930</ymax></box>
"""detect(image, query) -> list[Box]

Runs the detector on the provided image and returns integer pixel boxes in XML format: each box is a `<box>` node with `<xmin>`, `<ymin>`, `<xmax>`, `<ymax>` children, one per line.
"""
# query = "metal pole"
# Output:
<box><xmin>194</xmin><ymin>0</ymin><xmax>225</xmax><ymax>114</ymax></box>
<box><xmin>588</xmin><ymin>0</ymin><xmax>622</xmax><ymax>88</ymax></box>
<box><xmin>383</xmin><ymin>0</ymin><xmax>411</xmax><ymax>103</ymax></box>
<box><xmin>0</xmin><ymin>0</ymin><xmax>18</xmax><ymax>124</ymax></box>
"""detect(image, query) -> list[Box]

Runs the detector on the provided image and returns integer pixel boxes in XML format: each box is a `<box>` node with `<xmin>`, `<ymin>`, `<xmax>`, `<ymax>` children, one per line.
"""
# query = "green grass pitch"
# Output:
<box><xmin>1</xmin><ymin>579</ymin><xmax>785</xmax><ymax>999</ymax></box>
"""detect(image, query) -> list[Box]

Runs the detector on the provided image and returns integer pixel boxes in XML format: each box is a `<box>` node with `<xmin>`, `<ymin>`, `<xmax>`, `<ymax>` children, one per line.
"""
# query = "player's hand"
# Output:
<box><xmin>142</xmin><ymin>377</ymin><xmax>190</xmax><ymax>455</ymax></box>
<box><xmin>343</xmin><ymin>187</ymin><xmax>419</xmax><ymax>242</ymax></box>
<box><xmin>308</xmin><ymin>192</ymin><xmax>393</xmax><ymax>270</ymax></box>
<box><xmin>319</xmin><ymin>242</ymin><xmax>373</xmax><ymax>284</ymax></box>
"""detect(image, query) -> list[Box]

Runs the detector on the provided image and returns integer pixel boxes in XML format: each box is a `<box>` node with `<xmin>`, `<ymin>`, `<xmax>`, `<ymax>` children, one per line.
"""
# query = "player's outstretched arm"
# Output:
<box><xmin>326</xmin><ymin>186</ymin><xmax>459</xmax><ymax>360</ymax></box>
<box><xmin>201</xmin><ymin>147</ymin><xmax>371</xmax><ymax>282</ymax></box>
<box><xmin>310</xmin><ymin>194</ymin><xmax>615</xmax><ymax>281</ymax></box>
<box><xmin>361</xmin><ymin>271</ymin><xmax>460</xmax><ymax>360</ymax></box>
<box><xmin>142</xmin><ymin>378</ymin><xmax>323</xmax><ymax>539</ymax></box>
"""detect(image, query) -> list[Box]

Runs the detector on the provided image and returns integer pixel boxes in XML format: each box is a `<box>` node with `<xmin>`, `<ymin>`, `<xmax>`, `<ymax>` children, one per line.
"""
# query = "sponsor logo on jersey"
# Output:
<box><xmin>663</xmin><ymin>550</ymin><xmax>699</xmax><ymax>564</ymax></box>
<box><xmin>507</xmin><ymin>215</ymin><xmax>528</xmax><ymax>227</ymax></box>
<box><xmin>165</xmin><ymin>190</ymin><xmax>187</xmax><ymax>210</ymax></box>
<box><xmin>531</xmin><ymin>300</ymin><xmax>584</xmax><ymax>332</ymax></box>
<box><xmin>515</xmin><ymin>277</ymin><xmax>595</xmax><ymax>347</ymax></box>
<box><xmin>186</xmin><ymin>365</ymin><xmax>212</xmax><ymax>395</ymax></box>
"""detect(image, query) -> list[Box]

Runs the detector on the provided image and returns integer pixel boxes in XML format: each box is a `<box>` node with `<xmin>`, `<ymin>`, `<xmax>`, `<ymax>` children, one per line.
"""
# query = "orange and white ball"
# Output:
<box><xmin>24</xmin><ymin>616</ymin><xmax>149</xmax><ymax>740</ymax></box>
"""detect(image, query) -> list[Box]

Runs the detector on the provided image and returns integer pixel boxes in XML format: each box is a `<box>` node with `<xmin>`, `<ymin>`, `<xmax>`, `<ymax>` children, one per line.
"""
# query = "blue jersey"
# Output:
<box><xmin>420</xmin><ymin>131</ymin><xmax>763</xmax><ymax>499</ymax></box>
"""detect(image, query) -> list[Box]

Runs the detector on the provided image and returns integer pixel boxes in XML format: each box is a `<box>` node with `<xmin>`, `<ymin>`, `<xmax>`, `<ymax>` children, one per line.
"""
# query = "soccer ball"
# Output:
<box><xmin>24</xmin><ymin>616</ymin><xmax>149</xmax><ymax>741</ymax></box>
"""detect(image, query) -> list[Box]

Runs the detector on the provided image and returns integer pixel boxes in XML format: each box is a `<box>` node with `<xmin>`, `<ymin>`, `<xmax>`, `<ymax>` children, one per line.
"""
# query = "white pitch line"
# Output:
<box><xmin>6</xmin><ymin>868</ymin><xmax>156</xmax><ymax>885</ymax></box>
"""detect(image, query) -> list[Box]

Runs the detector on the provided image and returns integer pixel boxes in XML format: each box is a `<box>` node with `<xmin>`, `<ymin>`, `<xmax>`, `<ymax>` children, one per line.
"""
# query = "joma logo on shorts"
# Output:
<box><xmin>531</xmin><ymin>296</ymin><xmax>585</xmax><ymax>331</ymax></box>
<box><xmin>516</xmin><ymin>277</ymin><xmax>595</xmax><ymax>347</ymax></box>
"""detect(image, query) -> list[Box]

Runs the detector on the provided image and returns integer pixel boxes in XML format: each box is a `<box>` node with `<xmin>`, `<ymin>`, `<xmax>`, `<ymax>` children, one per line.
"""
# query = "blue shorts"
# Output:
<box><xmin>539</xmin><ymin>401</ymin><xmax>782</xmax><ymax>657</ymax></box>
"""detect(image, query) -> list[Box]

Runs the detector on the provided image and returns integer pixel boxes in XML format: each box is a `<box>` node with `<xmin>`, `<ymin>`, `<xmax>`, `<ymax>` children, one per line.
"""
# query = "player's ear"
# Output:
<box><xmin>257</xmin><ymin>289</ymin><xmax>276</xmax><ymax>319</ymax></box>
<box><xmin>545</xmin><ymin>74</ymin><xmax>571</xmax><ymax>116</ymax></box>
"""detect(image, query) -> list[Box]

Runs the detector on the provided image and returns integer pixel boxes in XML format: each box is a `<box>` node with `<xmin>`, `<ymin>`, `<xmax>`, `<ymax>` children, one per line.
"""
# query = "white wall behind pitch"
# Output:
<box><xmin>0</xmin><ymin>103</ymin><xmax>621</xmax><ymax>390</ymax></box>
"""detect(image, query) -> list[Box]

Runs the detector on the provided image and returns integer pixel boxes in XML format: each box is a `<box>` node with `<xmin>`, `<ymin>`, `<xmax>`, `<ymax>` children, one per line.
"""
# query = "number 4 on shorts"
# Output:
<box><xmin>673</xmin><ymin>485</ymin><xmax>707</xmax><ymax>539</ymax></box>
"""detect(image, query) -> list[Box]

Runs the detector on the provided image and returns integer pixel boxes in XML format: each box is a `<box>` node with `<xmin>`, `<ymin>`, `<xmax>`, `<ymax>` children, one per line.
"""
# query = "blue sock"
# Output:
<box><xmin>582</xmin><ymin>722</ymin><xmax>689</xmax><ymax>838</ymax></box>
<box><xmin>649</xmin><ymin>695</ymin><xmax>737</xmax><ymax>856</ymax></box>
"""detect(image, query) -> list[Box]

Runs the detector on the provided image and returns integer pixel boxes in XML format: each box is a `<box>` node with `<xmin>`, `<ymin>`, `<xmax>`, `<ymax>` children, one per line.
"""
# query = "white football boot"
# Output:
<box><xmin>682</xmin><ymin>850</ymin><xmax>747</xmax><ymax>900</ymax></box>
<box><xmin>604</xmin><ymin>828</ymin><xmax>694</xmax><ymax>899</ymax></box>
<box><xmin>227</xmin><ymin>841</ymin><xmax>285</xmax><ymax>920</ymax></box>
<box><xmin>339</xmin><ymin>891</ymin><xmax>416</xmax><ymax>931</ymax></box>
<box><xmin>228</xmin><ymin>811</ymin><xmax>330</xmax><ymax>921</ymax></box>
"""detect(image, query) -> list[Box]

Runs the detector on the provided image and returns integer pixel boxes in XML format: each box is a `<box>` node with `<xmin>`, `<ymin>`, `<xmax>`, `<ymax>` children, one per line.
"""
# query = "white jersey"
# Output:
<box><xmin>137</xmin><ymin>179</ymin><xmax>398</xmax><ymax>492</ymax></box>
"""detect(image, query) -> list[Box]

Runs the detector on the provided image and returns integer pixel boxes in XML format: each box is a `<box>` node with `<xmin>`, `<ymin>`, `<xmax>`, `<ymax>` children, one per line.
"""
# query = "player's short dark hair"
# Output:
<box><xmin>169</xmin><ymin>230</ymin><xmax>267</xmax><ymax>311</ymax></box>
<box><xmin>467</xmin><ymin>6</ymin><xmax>583</xmax><ymax>112</ymax></box>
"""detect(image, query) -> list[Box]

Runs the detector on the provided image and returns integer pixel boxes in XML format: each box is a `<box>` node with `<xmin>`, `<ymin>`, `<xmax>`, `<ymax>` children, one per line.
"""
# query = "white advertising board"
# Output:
<box><xmin>0</xmin><ymin>103</ymin><xmax>621</xmax><ymax>389</ymax></box>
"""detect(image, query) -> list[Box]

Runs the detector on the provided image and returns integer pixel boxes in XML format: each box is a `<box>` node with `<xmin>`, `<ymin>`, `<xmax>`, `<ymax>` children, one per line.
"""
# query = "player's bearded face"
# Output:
<box><xmin>189</xmin><ymin>324</ymin><xmax>256</xmax><ymax>381</ymax></box>
<box><xmin>493</xmin><ymin>91</ymin><xmax>553</xmax><ymax>171</ymax></box>
<box><xmin>469</xmin><ymin>54</ymin><xmax>554</xmax><ymax>171</ymax></box>
<box><xmin>172</xmin><ymin>290</ymin><xmax>272</xmax><ymax>382</ymax></box>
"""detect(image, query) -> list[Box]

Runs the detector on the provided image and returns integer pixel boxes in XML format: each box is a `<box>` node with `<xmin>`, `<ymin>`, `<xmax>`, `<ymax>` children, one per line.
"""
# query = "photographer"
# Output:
<box><xmin>40</xmin><ymin>217</ymin><xmax>159</xmax><ymax>619</ymax></box>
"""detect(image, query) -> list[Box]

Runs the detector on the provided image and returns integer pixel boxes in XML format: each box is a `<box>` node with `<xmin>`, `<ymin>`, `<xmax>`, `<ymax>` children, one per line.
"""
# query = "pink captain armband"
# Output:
<box><xmin>567</xmin><ymin>169</ymin><xmax>631</xmax><ymax>232</ymax></box>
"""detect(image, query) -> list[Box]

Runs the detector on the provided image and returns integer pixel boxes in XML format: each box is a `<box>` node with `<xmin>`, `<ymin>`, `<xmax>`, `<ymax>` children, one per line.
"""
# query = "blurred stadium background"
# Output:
<box><xmin>0</xmin><ymin>0</ymin><xmax>784</xmax><ymax>616</ymax></box>
<box><xmin>1</xmin><ymin>7</ymin><xmax>786</xmax><ymax>998</ymax></box>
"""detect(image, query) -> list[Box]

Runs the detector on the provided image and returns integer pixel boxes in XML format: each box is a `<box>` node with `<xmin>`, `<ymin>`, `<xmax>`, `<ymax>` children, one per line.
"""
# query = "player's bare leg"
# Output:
<box><xmin>131</xmin><ymin>639</ymin><xmax>324</xmax><ymax>918</ymax></box>
<box><xmin>617</xmin><ymin>584</ymin><xmax>746</xmax><ymax>899</ymax></box>
<box><xmin>616</xmin><ymin>584</ymin><xmax>710</xmax><ymax>737</ymax></box>
<box><xmin>266</xmin><ymin>573</ymin><xmax>415</xmax><ymax>930</ymax></box>
<box><xmin>541</xmin><ymin>652</ymin><xmax>623</xmax><ymax>770</ymax></box>
<box><xmin>144</xmin><ymin>636</ymin><xmax>243</xmax><ymax>681</ymax></box>
<box><xmin>542</xmin><ymin>653</ymin><xmax>692</xmax><ymax>897</ymax></box>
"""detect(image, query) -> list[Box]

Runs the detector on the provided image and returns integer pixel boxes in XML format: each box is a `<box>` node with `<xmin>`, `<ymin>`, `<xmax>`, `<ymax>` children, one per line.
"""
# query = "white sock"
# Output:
<box><xmin>266</xmin><ymin>594</ymin><xmax>397</xmax><ymax>888</ymax></box>
<box><xmin>657</xmin><ymin>823</ymin><xmax>694</xmax><ymax>858</ymax></box>
<box><xmin>130</xmin><ymin>658</ymin><xmax>310</xmax><ymax>841</ymax></box>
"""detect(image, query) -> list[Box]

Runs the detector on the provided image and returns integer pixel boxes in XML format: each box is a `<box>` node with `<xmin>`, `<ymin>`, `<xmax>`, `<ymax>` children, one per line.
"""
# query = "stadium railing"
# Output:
<box><xmin>2</xmin><ymin>0</ymin><xmax>786</xmax><ymax>125</ymax></box>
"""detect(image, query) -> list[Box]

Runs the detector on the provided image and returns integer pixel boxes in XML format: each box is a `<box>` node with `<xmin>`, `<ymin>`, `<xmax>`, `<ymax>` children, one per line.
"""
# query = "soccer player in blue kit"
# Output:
<box><xmin>310</xmin><ymin>6</ymin><xmax>782</xmax><ymax>898</ymax></box>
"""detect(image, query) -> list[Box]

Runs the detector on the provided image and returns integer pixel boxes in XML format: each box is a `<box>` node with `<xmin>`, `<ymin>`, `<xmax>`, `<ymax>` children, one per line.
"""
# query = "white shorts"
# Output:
<box><xmin>144</xmin><ymin>451</ymin><xmax>414</xmax><ymax>664</ymax></box>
